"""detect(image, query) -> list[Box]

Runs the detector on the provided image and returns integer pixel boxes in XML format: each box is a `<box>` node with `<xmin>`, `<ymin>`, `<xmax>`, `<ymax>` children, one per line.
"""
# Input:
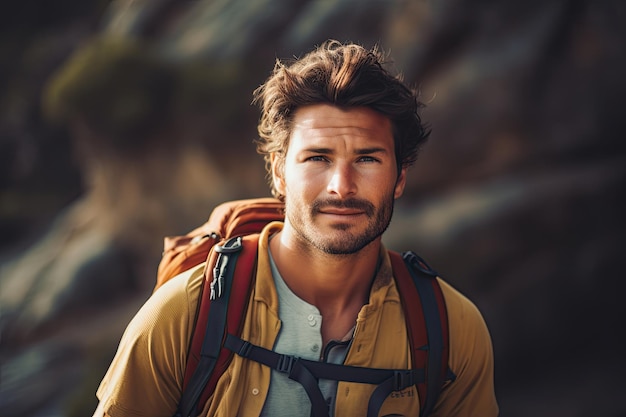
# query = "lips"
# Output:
<box><xmin>319</xmin><ymin>208</ymin><xmax>364</xmax><ymax>216</ymax></box>
<box><xmin>312</xmin><ymin>198</ymin><xmax>375</xmax><ymax>217</ymax></box>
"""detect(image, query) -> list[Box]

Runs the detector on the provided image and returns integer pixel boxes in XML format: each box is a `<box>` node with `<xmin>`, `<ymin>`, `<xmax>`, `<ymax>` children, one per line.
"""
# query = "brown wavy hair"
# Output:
<box><xmin>253</xmin><ymin>40</ymin><xmax>430</xmax><ymax>199</ymax></box>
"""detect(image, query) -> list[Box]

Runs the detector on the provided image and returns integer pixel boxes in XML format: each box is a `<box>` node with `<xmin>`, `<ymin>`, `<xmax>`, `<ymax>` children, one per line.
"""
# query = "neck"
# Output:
<box><xmin>269</xmin><ymin>224</ymin><xmax>381</xmax><ymax>343</ymax></box>
<box><xmin>272</xmin><ymin>230</ymin><xmax>380</xmax><ymax>296</ymax></box>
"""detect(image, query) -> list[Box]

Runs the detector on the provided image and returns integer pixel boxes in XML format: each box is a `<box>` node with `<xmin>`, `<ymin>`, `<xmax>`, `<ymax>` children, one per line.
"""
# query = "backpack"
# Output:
<box><xmin>156</xmin><ymin>198</ymin><xmax>285</xmax><ymax>290</ymax></box>
<box><xmin>156</xmin><ymin>198</ymin><xmax>452</xmax><ymax>417</ymax></box>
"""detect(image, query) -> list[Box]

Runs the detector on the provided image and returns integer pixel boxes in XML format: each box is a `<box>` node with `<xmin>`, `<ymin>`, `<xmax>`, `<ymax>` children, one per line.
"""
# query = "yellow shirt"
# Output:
<box><xmin>96</xmin><ymin>222</ymin><xmax>498</xmax><ymax>416</ymax></box>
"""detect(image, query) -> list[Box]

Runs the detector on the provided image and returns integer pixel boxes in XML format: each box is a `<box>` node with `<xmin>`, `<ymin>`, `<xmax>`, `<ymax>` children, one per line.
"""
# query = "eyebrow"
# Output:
<box><xmin>355</xmin><ymin>147</ymin><xmax>388</xmax><ymax>155</ymax></box>
<box><xmin>303</xmin><ymin>147</ymin><xmax>389</xmax><ymax>155</ymax></box>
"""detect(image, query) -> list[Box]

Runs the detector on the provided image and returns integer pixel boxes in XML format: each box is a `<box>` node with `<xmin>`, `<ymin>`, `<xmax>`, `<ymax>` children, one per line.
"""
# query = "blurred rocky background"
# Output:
<box><xmin>1</xmin><ymin>0</ymin><xmax>624</xmax><ymax>416</ymax></box>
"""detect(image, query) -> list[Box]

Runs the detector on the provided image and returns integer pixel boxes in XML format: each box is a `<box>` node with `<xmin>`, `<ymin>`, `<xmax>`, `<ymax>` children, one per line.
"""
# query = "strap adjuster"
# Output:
<box><xmin>276</xmin><ymin>354</ymin><xmax>298</xmax><ymax>374</ymax></box>
<box><xmin>236</xmin><ymin>340</ymin><xmax>252</xmax><ymax>358</ymax></box>
<box><xmin>393</xmin><ymin>370</ymin><xmax>415</xmax><ymax>391</ymax></box>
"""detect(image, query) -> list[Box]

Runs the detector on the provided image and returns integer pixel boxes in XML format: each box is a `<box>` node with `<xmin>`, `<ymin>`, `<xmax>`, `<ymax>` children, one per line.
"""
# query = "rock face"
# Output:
<box><xmin>1</xmin><ymin>0</ymin><xmax>625</xmax><ymax>416</ymax></box>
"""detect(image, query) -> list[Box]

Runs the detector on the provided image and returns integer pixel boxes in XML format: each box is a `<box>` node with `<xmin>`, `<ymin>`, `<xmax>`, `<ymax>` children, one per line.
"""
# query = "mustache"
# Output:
<box><xmin>312</xmin><ymin>198</ymin><xmax>375</xmax><ymax>216</ymax></box>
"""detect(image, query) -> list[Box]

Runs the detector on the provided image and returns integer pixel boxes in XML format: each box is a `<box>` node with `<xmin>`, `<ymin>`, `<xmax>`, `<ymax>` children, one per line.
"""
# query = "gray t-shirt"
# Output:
<box><xmin>260</xmin><ymin>248</ymin><xmax>352</xmax><ymax>417</ymax></box>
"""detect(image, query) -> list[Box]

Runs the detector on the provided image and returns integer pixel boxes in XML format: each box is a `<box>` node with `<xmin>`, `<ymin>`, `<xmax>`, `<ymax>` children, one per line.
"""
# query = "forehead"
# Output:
<box><xmin>289</xmin><ymin>104</ymin><xmax>393</xmax><ymax>147</ymax></box>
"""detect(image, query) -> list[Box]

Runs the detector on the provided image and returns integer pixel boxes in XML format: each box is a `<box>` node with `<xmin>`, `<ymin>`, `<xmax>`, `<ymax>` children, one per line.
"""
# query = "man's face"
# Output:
<box><xmin>272</xmin><ymin>103</ymin><xmax>406</xmax><ymax>255</ymax></box>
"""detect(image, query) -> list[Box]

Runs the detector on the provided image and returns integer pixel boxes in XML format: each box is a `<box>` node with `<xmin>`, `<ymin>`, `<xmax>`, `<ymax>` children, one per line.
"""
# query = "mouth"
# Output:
<box><xmin>312</xmin><ymin>198</ymin><xmax>375</xmax><ymax>219</ymax></box>
<box><xmin>318</xmin><ymin>208</ymin><xmax>365</xmax><ymax>216</ymax></box>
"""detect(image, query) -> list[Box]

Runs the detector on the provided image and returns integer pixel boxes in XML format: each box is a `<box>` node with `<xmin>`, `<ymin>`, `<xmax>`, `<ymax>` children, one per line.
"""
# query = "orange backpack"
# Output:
<box><xmin>156</xmin><ymin>198</ymin><xmax>452</xmax><ymax>417</ymax></box>
<box><xmin>155</xmin><ymin>197</ymin><xmax>284</xmax><ymax>291</ymax></box>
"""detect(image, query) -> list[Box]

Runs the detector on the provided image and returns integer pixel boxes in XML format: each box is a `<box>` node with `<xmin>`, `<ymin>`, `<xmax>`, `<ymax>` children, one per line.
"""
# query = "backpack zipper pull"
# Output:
<box><xmin>210</xmin><ymin>237</ymin><xmax>243</xmax><ymax>300</ymax></box>
<box><xmin>210</xmin><ymin>254</ymin><xmax>230</xmax><ymax>300</ymax></box>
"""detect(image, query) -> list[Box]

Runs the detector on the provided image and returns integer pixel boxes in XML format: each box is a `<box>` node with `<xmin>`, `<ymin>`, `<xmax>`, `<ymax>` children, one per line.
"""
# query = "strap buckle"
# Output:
<box><xmin>276</xmin><ymin>354</ymin><xmax>298</xmax><ymax>374</ymax></box>
<box><xmin>393</xmin><ymin>370</ymin><xmax>415</xmax><ymax>391</ymax></box>
<box><xmin>402</xmin><ymin>251</ymin><xmax>438</xmax><ymax>277</ymax></box>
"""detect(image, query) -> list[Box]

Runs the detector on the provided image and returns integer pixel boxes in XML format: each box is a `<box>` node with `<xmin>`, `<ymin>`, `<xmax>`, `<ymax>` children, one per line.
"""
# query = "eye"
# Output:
<box><xmin>305</xmin><ymin>155</ymin><xmax>328</xmax><ymax>162</ymax></box>
<box><xmin>358</xmin><ymin>156</ymin><xmax>380</xmax><ymax>163</ymax></box>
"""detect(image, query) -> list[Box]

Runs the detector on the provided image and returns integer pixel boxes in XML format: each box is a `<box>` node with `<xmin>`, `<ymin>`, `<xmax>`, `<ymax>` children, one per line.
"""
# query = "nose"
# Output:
<box><xmin>326</xmin><ymin>163</ymin><xmax>357</xmax><ymax>198</ymax></box>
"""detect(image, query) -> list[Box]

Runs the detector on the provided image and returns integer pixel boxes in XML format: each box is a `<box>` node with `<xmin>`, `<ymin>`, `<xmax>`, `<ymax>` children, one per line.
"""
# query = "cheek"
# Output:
<box><xmin>286</xmin><ymin>174</ymin><xmax>314</xmax><ymax>196</ymax></box>
<box><xmin>286</xmin><ymin>163</ymin><xmax>320</xmax><ymax>186</ymax></box>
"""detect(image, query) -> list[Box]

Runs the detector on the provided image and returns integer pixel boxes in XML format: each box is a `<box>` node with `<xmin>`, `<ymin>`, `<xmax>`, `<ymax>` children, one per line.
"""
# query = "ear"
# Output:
<box><xmin>271</xmin><ymin>153</ymin><xmax>286</xmax><ymax>196</ymax></box>
<box><xmin>394</xmin><ymin>167</ymin><xmax>407</xmax><ymax>199</ymax></box>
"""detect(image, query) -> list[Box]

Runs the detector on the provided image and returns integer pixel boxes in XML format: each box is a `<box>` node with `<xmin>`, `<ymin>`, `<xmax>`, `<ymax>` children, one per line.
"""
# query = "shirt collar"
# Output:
<box><xmin>254</xmin><ymin>222</ymin><xmax>401</xmax><ymax>313</ymax></box>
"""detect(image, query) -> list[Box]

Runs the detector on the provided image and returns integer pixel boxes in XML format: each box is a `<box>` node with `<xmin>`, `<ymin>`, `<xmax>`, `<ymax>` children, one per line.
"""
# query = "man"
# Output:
<box><xmin>93</xmin><ymin>40</ymin><xmax>498</xmax><ymax>417</ymax></box>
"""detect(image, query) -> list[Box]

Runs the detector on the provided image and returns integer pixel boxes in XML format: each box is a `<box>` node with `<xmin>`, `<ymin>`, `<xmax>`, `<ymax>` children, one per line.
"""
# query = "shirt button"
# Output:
<box><xmin>308</xmin><ymin>319</ymin><xmax>317</xmax><ymax>326</ymax></box>
<box><xmin>311</xmin><ymin>344</ymin><xmax>320</xmax><ymax>352</ymax></box>
<box><xmin>308</xmin><ymin>314</ymin><xmax>315</xmax><ymax>321</ymax></box>
<box><xmin>252</xmin><ymin>388</ymin><xmax>260</xmax><ymax>395</ymax></box>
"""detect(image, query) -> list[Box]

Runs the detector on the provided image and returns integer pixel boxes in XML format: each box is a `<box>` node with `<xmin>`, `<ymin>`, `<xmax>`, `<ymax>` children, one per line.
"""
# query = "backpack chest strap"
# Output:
<box><xmin>224</xmin><ymin>334</ymin><xmax>424</xmax><ymax>417</ymax></box>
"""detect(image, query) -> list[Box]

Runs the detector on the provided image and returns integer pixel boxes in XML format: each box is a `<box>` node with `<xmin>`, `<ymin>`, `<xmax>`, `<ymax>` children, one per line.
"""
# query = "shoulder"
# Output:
<box><xmin>132</xmin><ymin>263</ymin><xmax>205</xmax><ymax>335</ymax></box>
<box><xmin>436</xmin><ymin>277</ymin><xmax>494</xmax><ymax>353</ymax></box>
<box><xmin>437</xmin><ymin>278</ymin><xmax>487</xmax><ymax>325</ymax></box>
<box><xmin>432</xmin><ymin>278</ymin><xmax>499</xmax><ymax>416</ymax></box>
<box><xmin>95</xmin><ymin>263</ymin><xmax>206</xmax><ymax>416</ymax></box>
<box><xmin>151</xmin><ymin>263</ymin><xmax>206</xmax><ymax>315</ymax></box>
<box><xmin>110</xmin><ymin>261</ymin><xmax>206</xmax><ymax>365</ymax></box>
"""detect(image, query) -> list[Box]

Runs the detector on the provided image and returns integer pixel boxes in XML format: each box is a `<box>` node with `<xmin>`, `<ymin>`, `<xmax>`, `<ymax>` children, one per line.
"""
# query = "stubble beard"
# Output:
<box><xmin>285</xmin><ymin>193</ymin><xmax>395</xmax><ymax>255</ymax></box>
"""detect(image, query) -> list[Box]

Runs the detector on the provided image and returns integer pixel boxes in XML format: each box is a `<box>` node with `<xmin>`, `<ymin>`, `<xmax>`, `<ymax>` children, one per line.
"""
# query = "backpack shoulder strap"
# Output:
<box><xmin>388</xmin><ymin>250</ymin><xmax>450</xmax><ymax>417</ymax></box>
<box><xmin>176</xmin><ymin>243</ymin><xmax>447</xmax><ymax>417</ymax></box>
<box><xmin>175</xmin><ymin>234</ymin><xmax>260</xmax><ymax>417</ymax></box>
